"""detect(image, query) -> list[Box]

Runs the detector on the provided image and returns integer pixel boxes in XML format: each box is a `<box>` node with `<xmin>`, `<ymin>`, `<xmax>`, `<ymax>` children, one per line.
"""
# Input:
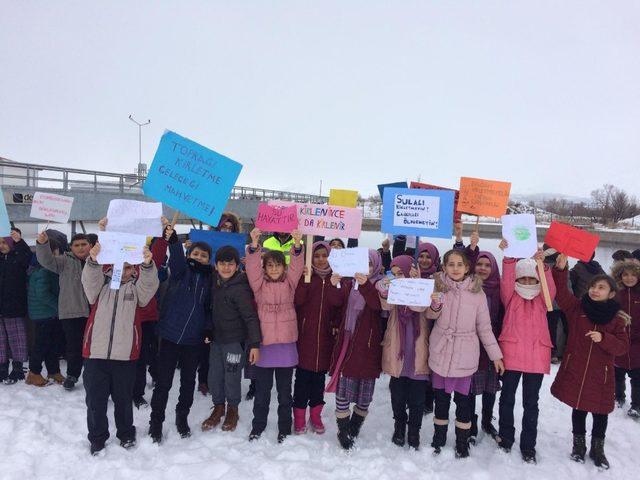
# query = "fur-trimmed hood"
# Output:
<box><xmin>433</xmin><ymin>271</ymin><xmax>483</xmax><ymax>294</ymax></box>
<box><xmin>611</xmin><ymin>259</ymin><xmax>640</xmax><ymax>288</ymax></box>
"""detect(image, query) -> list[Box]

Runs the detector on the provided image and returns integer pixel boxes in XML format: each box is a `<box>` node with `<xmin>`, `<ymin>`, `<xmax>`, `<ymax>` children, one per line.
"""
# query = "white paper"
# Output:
<box><xmin>328</xmin><ymin>247</ymin><xmax>369</xmax><ymax>277</ymax></box>
<box><xmin>387</xmin><ymin>278</ymin><xmax>435</xmax><ymax>307</ymax></box>
<box><xmin>106</xmin><ymin>199</ymin><xmax>163</xmax><ymax>237</ymax></box>
<box><xmin>110</xmin><ymin>263</ymin><xmax>123</xmax><ymax>290</ymax></box>
<box><xmin>29</xmin><ymin>192</ymin><xmax>74</xmax><ymax>223</ymax></box>
<box><xmin>392</xmin><ymin>194</ymin><xmax>440</xmax><ymax>230</ymax></box>
<box><xmin>501</xmin><ymin>214</ymin><xmax>538</xmax><ymax>259</ymax></box>
<box><xmin>97</xmin><ymin>231</ymin><xmax>147</xmax><ymax>265</ymax></box>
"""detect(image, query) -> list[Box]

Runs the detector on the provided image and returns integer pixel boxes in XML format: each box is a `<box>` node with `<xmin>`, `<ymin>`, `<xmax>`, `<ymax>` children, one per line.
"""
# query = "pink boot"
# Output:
<box><xmin>309</xmin><ymin>404</ymin><xmax>325</xmax><ymax>434</ymax></box>
<box><xmin>294</xmin><ymin>407</ymin><xmax>307</xmax><ymax>434</ymax></box>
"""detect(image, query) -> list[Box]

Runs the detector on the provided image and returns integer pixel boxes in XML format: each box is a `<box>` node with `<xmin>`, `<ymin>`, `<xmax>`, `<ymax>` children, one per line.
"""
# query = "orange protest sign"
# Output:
<box><xmin>457</xmin><ymin>177</ymin><xmax>511</xmax><ymax>218</ymax></box>
<box><xmin>329</xmin><ymin>189</ymin><xmax>359</xmax><ymax>208</ymax></box>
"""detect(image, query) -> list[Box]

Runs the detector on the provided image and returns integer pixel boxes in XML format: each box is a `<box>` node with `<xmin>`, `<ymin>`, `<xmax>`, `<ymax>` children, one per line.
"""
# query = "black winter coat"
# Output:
<box><xmin>0</xmin><ymin>239</ymin><xmax>32</xmax><ymax>317</ymax></box>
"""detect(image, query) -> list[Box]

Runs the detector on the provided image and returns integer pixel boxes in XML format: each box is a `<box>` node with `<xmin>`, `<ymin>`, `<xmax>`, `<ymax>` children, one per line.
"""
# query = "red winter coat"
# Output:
<box><xmin>135</xmin><ymin>237</ymin><xmax>168</xmax><ymax>323</ymax></box>
<box><xmin>614</xmin><ymin>283</ymin><xmax>640</xmax><ymax>370</ymax></box>
<box><xmin>295</xmin><ymin>273</ymin><xmax>340</xmax><ymax>372</ymax></box>
<box><xmin>550</xmin><ymin>268</ymin><xmax>629</xmax><ymax>415</ymax></box>
<box><xmin>328</xmin><ymin>280</ymin><xmax>383</xmax><ymax>380</ymax></box>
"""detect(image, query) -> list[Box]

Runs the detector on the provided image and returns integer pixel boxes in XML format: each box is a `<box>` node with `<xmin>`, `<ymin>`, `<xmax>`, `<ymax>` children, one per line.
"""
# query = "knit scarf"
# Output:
<box><xmin>581</xmin><ymin>294</ymin><xmax>621</xmax><ymax>325</ymax></box>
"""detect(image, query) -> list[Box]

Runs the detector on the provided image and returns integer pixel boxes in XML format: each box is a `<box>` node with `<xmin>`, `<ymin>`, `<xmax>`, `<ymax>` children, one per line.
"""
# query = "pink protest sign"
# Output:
<box><xmin>270</xmin><ymin>201</ymin><xmax>363</xmax><ymax>238</ymax></box>
<box><xmin>255</xmin><ymin>203</ymin><xmax>299</xmax><ymax>233</ymax></box>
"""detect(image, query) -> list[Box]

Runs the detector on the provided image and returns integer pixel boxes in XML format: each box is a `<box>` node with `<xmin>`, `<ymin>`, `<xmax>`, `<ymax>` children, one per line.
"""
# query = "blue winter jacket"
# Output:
<box><xmin>158</xmin><ymin>241</ymin><xmax>212</xmax><ymax>346</ymax></box>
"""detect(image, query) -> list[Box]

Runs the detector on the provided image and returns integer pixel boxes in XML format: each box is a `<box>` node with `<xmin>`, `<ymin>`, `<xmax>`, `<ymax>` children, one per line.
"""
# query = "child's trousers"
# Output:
<box><xmin>390</xmin><ymin>376</ymin><xmax>427</xmax><ymax>431</ymax></box>
<box><xmin>498</xmin><ymin>370</ymin><xmax>544</xmax><ymax>452</ymax></box>
<box><xmin>208</xmin><ymin>341</ymin><xmax>245</xmax><ymax>407</ymax></box>
<box><xmin>434</xmin><ymin>388</ymin><xmax>472</xmax><ymax>424</ymax></box>
<box><xmin>252</xmin><ymin>366</ymin><xmax>293</xmax><ymax>433</ymax></box>
<box><xmin>293</xmin><ymin>367</ymin><xmax>326</xmax><ymax>409</ymax></box>
<box><xmin>29</xmin><ymin>317</ymin><xmax>64</xmax><ymax>375</ymax></box>
<box><xmin>0</xmin><ymin>316</ymin><xmax>27</xmax><ymax>363</ymax></box>
<box><xmin>572</xmin><ymin>409</ymin><xmax>608</xmax><ymax>438</ymax></box>
<box><xmin>615</xmin><ymin>366</ymin><xmax>640</xmax><ymax>408</ymax></box>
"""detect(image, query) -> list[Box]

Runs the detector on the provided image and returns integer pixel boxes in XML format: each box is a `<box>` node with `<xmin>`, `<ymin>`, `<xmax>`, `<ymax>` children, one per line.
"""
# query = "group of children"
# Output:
<box><xmin>0</xmin><ymin>215</ymin><xmax>638</xmax><ymax>471</ymax></box>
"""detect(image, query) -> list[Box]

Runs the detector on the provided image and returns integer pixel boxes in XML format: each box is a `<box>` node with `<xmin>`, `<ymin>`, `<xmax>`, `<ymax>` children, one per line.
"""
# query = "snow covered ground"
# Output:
<box><xmin>1</xmin><ymin>364</ymin><xmax>638</xmax><ymax>480</ymax></box>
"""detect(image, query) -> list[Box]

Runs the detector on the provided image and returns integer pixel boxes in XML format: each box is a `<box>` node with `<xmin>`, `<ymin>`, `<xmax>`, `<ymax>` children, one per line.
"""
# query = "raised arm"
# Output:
<box><xmin>150</xmin><ymin>236</ymin><xmax>168</xmax><ymax>268</ymax></box>
<box><xmin>286</xmin><ymin>245</ymin><xmax>304</xmax><ymax>290</ymax></box>
<box><xmin>136</xmin><ymin>260</ymin><xmax>160</xmax><ymax>307</ymax></box>
<box><xmin>36</xmin><ymin>239</ymin><xmax>65</xmax><ymax>274</ymax></box>
<box><xmin>552</xmin><ymin>262</ymin><xmax>580</xmax><ymax>315</ymax></box>
<box><xmin>81</xmin><ymin>259</ymin><xmax>106</xmax><ymax>305</ymax></box>
<box><xmin>245</xmin><ymin>246</ymin><xmax>265</xmax><ymax>294</ymax></box>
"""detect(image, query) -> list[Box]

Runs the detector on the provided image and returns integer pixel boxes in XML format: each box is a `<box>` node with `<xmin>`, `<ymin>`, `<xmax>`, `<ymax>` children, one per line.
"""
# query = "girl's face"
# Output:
<box><xmin>474</xmin><ymin>257</ymin><xmax>492</xmax><ymax>280</ymax></box>
<box><xmin>418</xmin><ymin>251</ymin><xmax>432</xmax><ymax>270</ymax></box>
<box><xmin>329</xmin><ymin>240</ymin><xmax>344</xmax><ymax>249</ymax></box>
<box><xmin>219</xmin><ymin>221</ymin><xmax>234</xmax><ymax>233</ymax></box>
<box><xmin>266</xmin><ymin>260</ymin><xmax>285</xmax><ymax>280</ymax></box>
<box><xmin>390</xmin><ymin>265</ymin><xmax>405</xmax><ymax>279</ymax></box>
<box><xmin>444</xmin><ymin>253</ymin><xmax>469</xmax><ymax>281</ymax></box>
<box><xmin>189</xmin><ymin>247</ymin><xmax>210</xmax><ymax>265</ymax></box>
<box><xmin>0</xmin><ymin>238</ymin><xmax>9</xmax><ymax>254</ymax></box>
<box><xmin>621</xmin><ymin>271</ymin><xmax>639</xmax><ymax>288</ymax></box>
<box><xmin>517</xmin><ymin>277</ymin><xmax>538</xmax><ymax>286</ymax></box>
<box><xmin>312</xmin><ymin>247</ymin><xmax>329</xmax><ymax>270</ymax></box>
<box><xmin>588</xmin><ymin>280</ymin><xmax>616</xmax><ymax>302</ymax></box>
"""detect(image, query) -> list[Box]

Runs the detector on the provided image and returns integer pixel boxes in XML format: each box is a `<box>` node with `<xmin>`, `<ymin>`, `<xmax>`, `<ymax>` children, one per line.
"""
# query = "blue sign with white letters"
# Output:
<box><xmin>381</xmin><ymin>188</ymin><xmax>455</xmax><ymax>238</ymax></box>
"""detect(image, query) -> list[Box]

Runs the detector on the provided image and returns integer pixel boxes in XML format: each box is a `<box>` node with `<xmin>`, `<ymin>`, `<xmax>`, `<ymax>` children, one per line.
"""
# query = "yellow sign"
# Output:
<box><xmin>329</xmin><ymin>189</ymin><xmax>358</xmax><ymax>208</ymax></box>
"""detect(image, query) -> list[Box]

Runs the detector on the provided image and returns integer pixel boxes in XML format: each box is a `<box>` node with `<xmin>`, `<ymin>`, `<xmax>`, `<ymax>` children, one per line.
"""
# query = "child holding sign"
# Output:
<box><xmin>551</xmin><ymin>254</ymin><xmax>629</xmax><ymax>470</ymax></box>
<box><xmin>0</xmin><ymin>229</ymin><xmax>32</xmax><ymax>384</ymax></box>
<box><xmin>495</xmin><ymin>241</ymin><xmax>556</xmax><ymax>464</ymax></box>
<box><xmin>427</xmin><ymin>250</ymin><xmax>505</xmax><ymax>458</ymax></box>
<box><xmin>379</xmin><ymin>255</ymin><xmax>429</xmax><ymax>450</ymax></box>
<box><xmin>246</xmin><ymin>227</ymin><xmax>304</xmax><ymax>443</ymax></box>
<box><xmin>81</xmin><ymin>241</ymin><xmax>159</xmax><ymax>455</ymax></box>
<box><xmin>326</xmin><ymin>249</ymin><xmax>384</xmax><ymax>450</ymax></box>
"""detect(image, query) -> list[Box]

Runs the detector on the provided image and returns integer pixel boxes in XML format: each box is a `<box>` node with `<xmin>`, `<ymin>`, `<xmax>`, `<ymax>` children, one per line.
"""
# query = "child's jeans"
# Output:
<box><xmin>29</xmin><ymin>317</ymin><xmax>64</xmax><ymax>375</ymax></box>
<box><xmin>208</xmin><ymin>341</ymin><xmax>245</xmax><ymax>407</ymax></box>
<box><xmin>498</xmin><ymin>370</ymin><xmax>544</xmax><ymax>452</ymax></box>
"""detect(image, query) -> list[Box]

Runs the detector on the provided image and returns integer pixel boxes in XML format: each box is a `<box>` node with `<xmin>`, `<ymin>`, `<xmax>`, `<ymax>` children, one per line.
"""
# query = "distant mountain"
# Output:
<box><xmin>510</xmin><ymin>192</ymin><xmax>591</xmax><ymax>204</ymax></box>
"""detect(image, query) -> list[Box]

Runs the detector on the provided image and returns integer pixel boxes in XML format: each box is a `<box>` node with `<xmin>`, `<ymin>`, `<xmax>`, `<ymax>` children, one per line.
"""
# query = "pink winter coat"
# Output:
<box><xmin>427</xmin><ymin>273</ymin><xmax>503</xmax><ymax>378</ymax></box>
<box><xmin>246</xmin><ymin>245</ymin><xmax>304</xmax><ymax>346</ymax></box>
<box><xmin>499</xmin><ymin>258</ymin><xmax>556</xmax><ymax>375</ymax></box>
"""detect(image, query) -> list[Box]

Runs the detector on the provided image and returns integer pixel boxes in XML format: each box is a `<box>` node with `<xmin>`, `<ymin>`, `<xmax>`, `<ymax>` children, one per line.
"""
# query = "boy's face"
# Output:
<box><xmin>71</xmin><ymin>239</ymin><xmax>90</xmax><ymax>260</ymax></box>
<box><xmin>189</xmin><ymin>247</ymin><xmax>210</xmax><ymax>265</ymax></box>
<box><xmin>621</xmin><ymin>270</ymin><xmax>639</xmax><ymax>288</ymax></box>
<box><xmin>0</xmin><ymin>238</ymin><xmax>9</xmax><ymax>254</ymax></box>
<box><xmin>216</xmin><ymin>260</ymin><xmax>238</xmax><ymax>280</ymax></box>
<box><xmin>588</xmin><ymin>280</ymin><xmax>616</xmax><ymax>302</ymax></box>
<box><xmin>266</xmin><ymin>259</ymin><xmax>284</xmax><ymax>280</ymax></box>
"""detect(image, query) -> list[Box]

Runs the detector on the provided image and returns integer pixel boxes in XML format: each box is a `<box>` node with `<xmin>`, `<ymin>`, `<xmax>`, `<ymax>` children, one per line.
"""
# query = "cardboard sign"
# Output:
<box><xmin>0</xmin><ymin>189</ymin><xmax>11</xmax><ymax>236</ymax></box>
<box><xmin>410</xmin><ymin>181</ymin><xmax>461</xmax><ymax>222</ymax></box>
<box><xmin>29</xmin><ymin>192</ymin><xmax>74</xmax><ymax>223</ymax></box>
<box><xmin>329</xmin><ymin>189</ymin><xmax>359</xmax><ymax>208</ymax></box>
<box><xmin>143</xmin><ymin>130</ymin><xmax>242</xmax><ymax>227</ymax></box>
<box><xmin>377</xmin><ymin>182</ymin><xmax>408</xmax><ymax>200</ymax></box>
<box><xmin>328</xmin><ymin>247</ymin><xmax>369</xmax><ymax>277</ymax></box>
<box><xmin>457</xmin><ymin>177</ymin><xmax>511</xmax><ymax>218</ymax></box>
<box><xmin>387</xmin><ymin>278</ymin><xmax>435</xmax><ymax>307</ymax></box>
<box><xmin>106</xmin><ymin>199</ymin><xmax>163</xmax><ymax>237</ymax></box>
<box><xmin>381</xmin><ymin>188</ymin><xmax>455</xmax><ymax>238</ymax></box>
<box><xmin>501</xmin><ymin>214</ymin><xmax>538</xmax><ymax>259</ymax></box>
<box><xmin>255</xmin><ymin>203</ymin><xmax>298</xmax><ymax>233</ymax></box>
<box><xmin>97</xmin><ymin>231</ymin><xmax>147</xmax><ymax>265</ymax></box>
<box><xmin>189</xmin><ymin>229</ymin><xmax>247</xmax><ymax>265</ymax></box>
<box><xmin>270</xmin><ymin>201</ymin><xmax>363</xmax><ymax>238</ymax></box>
<box><xmin>544</xmin><ymin>221</ymin><xmax>600</xmax><ymax>262</ymax></box>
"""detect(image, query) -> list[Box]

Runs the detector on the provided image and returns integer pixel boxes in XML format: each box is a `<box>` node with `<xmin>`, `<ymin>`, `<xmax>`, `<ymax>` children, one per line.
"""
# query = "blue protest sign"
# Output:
<box><xmin>0</xmin><ymin>189</ymin><xmax>11</xmax><ymax>236</ymax></box>
<box><xmin>143</xmin><ymin>130</ymin><xmax>242</xmax><ymax>227</ymax></box>
<box><xmin>381</xmin><ymin>188</ymin><xmax>455</xmax><ymax>239</ymax></box>
<box><xmin>189</xmin><ymin>229</ymin><xmax>247</xmax><ymax>265</ymax></box>
<box><xmin>377</xmin><ymin>182</ymin><xmax>408</xmax><ymax>200</ymax></box>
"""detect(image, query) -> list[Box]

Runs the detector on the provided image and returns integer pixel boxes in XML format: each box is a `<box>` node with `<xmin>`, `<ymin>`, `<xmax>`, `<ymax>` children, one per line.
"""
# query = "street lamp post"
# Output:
<box><xmin>128</xmin><ymin>115</ymin><xmax>151</xmax><ymax>177</ymax></box>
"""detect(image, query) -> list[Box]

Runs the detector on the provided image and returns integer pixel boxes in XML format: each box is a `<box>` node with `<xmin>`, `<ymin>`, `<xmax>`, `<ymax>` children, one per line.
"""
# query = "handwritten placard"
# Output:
<box><xmin>255</xmin><ymin>203</ymin><xmax>298</xmax><ymax>233</ymax></box>
<box><xmin>457</xmin><ymin>177</ymin><xmax>511</xmax><ymax>218</ymax></box>
<box><xmin>329</xmin><ymin>189</ymin><xmax>359</xmax><ymax>208</ymax></box>
<box><xmin>544</xmin><ymin>221</ymin><xmax>600</xmax><ymax>262</ymax></box>
<box><xmin>328</xmin><ymin>247</ymin><xmax>369</xmax><ymax>277</ymax></box>
<box><xmin>188</xmin><ymin>229</ymin><xmax>247</xmax><ymax>265</ymax></box>
<box><xmin>143</xmin><ymin>130</ymin><xmax>242</xmax><ymax>227</ymax></box>
<box><xmin>0</xmin><ymin>189</ymin><xmax>12</xmax><ymax>236</ymax></box>
<box><xmin>410</xmin><ymin>181</ymin><xmax>461</xmax><ymax>222</ymax></box>
<box><xmin>387</xmin><ymin>278</ymin><xmax>435</xmax><ymax>307</ymax></box>
<box><xmin>270</xmin><ymin>201</ymin><xmax>363</xmax><ymax>238</ymax></box>
<box><xmin>106</xmin><ymin>199</ymin><xmax>163</xmax><ymax>237</ymax></box>
<box><xmin>29</xmin><ymin>192</ymin><xmax>74</xmax><ymax>223</ymax></box>
<box><xmin>381</xmin><ymin>188</ymin><xmax>455</xmax><ymax>238</ymax></box>
<box><xmin>501</xmin><ymin>214</ymin><xmax>538</xmax><ymax>259</ymax></box>
<box><xmin>96</xmin><ymin>231</ymin><xmax>147</xmax><ymax>265</ymax></box>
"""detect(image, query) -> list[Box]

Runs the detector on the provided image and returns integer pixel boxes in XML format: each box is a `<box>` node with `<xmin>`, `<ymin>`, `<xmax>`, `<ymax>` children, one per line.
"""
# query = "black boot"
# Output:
<box><xmin>469</xmin><ymin>414</ymin><xmax>478</xmax><ymax>446</ymax></box>
<box><xmin>349</xmin><ymin>409</ymin><xmax>366</xmax><ymax>439</ymax></box>
<box><xmin>391</xmin><ymin>420</ymin><xmax>406</xmax><ymax>447</ymax></box>
<box><xmin>407</xmin><ymin>425</ymin><xmax>421</xmax><ymax>450</ymax></box>
<box><xmin>481</xmin><ymin>414</ymin><xmax>498</xmax><ymax>439</ymax></box>
<box><xmin>431</xmin><ymin>423</ymin><xmax>448</xmax><ymax>454</ymax></box>
<box><xmin>176</xmin><ymin>412</ymin><xmax>191</xmax><ymax>438</ymax></box>
<box><xmin>336</xmin><ymin>415</ymin><xmax>354</xmax><ymax>450</ymax></box>
<box><xmin>455</xmin><ymin>427</ymin><xmax>471</xmax><ymax>458</ymax></box>
<box><xmin>589</xmin><ymin>437</ymin><xmax>610</xmax><ymax>470</ymax></box>
<box><xmin>521</xmin><ymin>449</ymin><xmax>537</xmax><ymax>464</ymax></box>
<box><xmin>4</xmin><ymin>361</ymin><xmax>24</xmax><ymax>384</ymax></box>
<box><xmin>148</xmin><ymin>420</ymin><xmax>163</xmax><ymax>444</ymax></box>
<box><xmin>570</xmin><ymin>434</ymin><xmax>586</xmax><ymax>463</ymax></box>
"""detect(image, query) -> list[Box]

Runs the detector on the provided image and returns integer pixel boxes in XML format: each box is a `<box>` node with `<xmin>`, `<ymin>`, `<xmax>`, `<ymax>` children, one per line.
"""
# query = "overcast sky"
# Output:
<box><xmin>1</xmin><ymin>1</ymin><xmax>638</xmax><ymax>198</ymax></box>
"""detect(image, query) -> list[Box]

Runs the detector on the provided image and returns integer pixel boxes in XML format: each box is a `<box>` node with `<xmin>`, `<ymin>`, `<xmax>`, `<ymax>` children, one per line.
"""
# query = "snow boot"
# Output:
<box><xmin>25</xmin><ymin>371</ymin><xmax>48</xmax><ymax>387</ymax></box>
<box><xmin>309</xmin><ymin>404</ymin><xmax>325</xmax><ymax>434</ymax></box>
<box><xmin>589</xmin><ymin>437</ymin><xmax>610</xmax><ymax>470</ymax></box>
<box><xmin>392</xmin><ymin>420</ymin><xmax>406</xmax><ymax>447</ymax></box>
<box><xmin>176</xmin><ymin>412</ymin><xmax>191</xmax><ymax>438</ymax></box>
<box><xmin>248</xmin><ymin>428</ymin><xmax>263</xmax><ymax>441</ymax></box>
<box><xmin>4</xmin><ymin>361</ymin><xmax>24</xmax><ymax>384</ymax></box>
<box><xmin>469</xmin><ymin>414</ymin><xmax>478</xmax><ymax>446</ymax></box>
<box><xmin>277</xmin><ymin>429</ymin><xmax>290</xmax><ymax>444</ymax></box>
<box><xmin>407</xmin><ymin>425</ymin><xmax>421</xmax><ymax>450</ymax></box>
<box><xmin>201</xmin><ymin>404</ymin><xmax>226</xmax><ymax>431</ymax></box>
<box><xmin>246</xmin><ymin>380</ymin><xmax>256</xmax><ymax>401</ymax></box>
<box><xmin>336</xmin><ymin>413</ymin><xmax>354</xmax><ymax>450</ymax></box>
<box><xmin>481</xmin><ymin>414</ymin><xmax>498</xmax><ymax>440</ymax></box>
<box><xmin>455</xmin><ymin>426</ymin><xmax>471</xmax><ymax>458</ymax></box>
<box><xmin>431</xmin><ymin>421</ymin><xmax>448</xmax><ymax>454</ymax></box>
<box><xmin>148</xmin><ymin>420</ymin><xmax>163</xmax><ymax>444</ymax></box>
<box><xmin>63</xmin><ymin>375</ymin><xmax>78</xmax><ymax>391</ymax></box>
<box><xmin>48</xmin><ymin>372</ymin><xmax>65</xmax><ymax>384</ymax></box>
<box><xmin>349</xmin><ymin>407</ymin><xmax>367</xmax><ymax>439</ymax></box>
<box><xmin>294</xmin><ymin>407</ymin><xmax>307</xmax><ymax>434</ymax></box>
<box><xmin>222</xmin><ymin>405</ymin><xmax>239</xmax><ymax>432</ymax></box>
<box><xmin>90</xmin><ymin>441</ymin><xmax>105</xmax><ymax>455</ymax></box>
<box><xmin>570</xmin><ymin>434</ymin><xmax>586</xmax><ymax>463</ymax></box>
<box><xmin>120</xmin><ymin>437</ymin><xmax>136</xmax><ymax>449</ymax></box>
<box><xmin>521</xmin><ymin>449</ymin><xmax>537</xmax><ymax>464</ymax></box>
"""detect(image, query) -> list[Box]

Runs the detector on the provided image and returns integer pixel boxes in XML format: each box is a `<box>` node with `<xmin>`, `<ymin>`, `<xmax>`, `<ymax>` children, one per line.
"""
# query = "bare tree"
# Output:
<box><xmin>591</xmin><ymin>184</ymin><xmax>639</xmax><ymax>224</ymax></box>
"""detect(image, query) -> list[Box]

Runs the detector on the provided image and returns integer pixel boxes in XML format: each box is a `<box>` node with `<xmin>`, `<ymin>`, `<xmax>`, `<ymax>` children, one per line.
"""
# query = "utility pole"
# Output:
<box><xmin>128</xmin><ymin>115</ymin><xmax>151</xmax><ymax>177</ymax></box>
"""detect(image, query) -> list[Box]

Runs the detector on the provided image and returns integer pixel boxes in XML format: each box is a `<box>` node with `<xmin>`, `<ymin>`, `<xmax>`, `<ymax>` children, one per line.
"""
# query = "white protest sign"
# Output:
<box><xmin>392</xmin><ymin>194</ymin><xmax>440</xmax><ymax>229</ymax></box>
<box><xmin>387</xmin><ymin>278</ymin><xmax>435</xmax><ymax>307</ymax></box>
<box><xmin>30</xmin><ymin>192</ymin><xmax>74</xmax><ymax>223</ymax></box>
<box><xmin>110</xmin><ymin>263</ymin><xmax>124</xmax><ymax>290</ymax></box>
<box><xmin>501</xmin><ymin>214</ymin><xmax>538</xmax><ymax>259</ymax></box>
<box><xmin>106</xmin><ymin>199</ymin><xmax>163</xmax><ymax>237</ymax></box>
<box><xmin>97</xmin><ymin>231</ymin><xmax>147</xmax><ymax>266</ymax></box>
<box><xmin>328</xmin><ymin>247</ymin><xmax>369</xmax><ymax>277</ymax></box>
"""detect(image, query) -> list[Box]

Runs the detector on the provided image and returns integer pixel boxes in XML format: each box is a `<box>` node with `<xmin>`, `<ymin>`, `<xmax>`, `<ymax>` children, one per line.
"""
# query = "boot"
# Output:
<box><xmin>309</xmin><ymin>404</ymin><xmax>325</xmax><ymax>434</ymax></box>
<box><xmin>90</xmin><ymin>441</ymin><xmax>105</xmax><ymax>455</ymax></box>
<box><xmin>521</xmin><ymin>449</ymin><xmax>537</xmax><ymax>464</ymax></box>
<box><xmin>294</xmin><ymin>407</ymin><xmax>307</xmax><ymax>434</ymax></box>
<box><xmin>133</xmin><ymin>396</ymin><xmax>149</xmax><ymax>409</ymax></box>
<box><xmin>201</xmin><ymin>404</ymin><xmax>226</xmax><ymax>431</ymax></box>
<box><xmin>407</xmin><ymin>425</ymin><xmax>420</xmax><ymax>450</ymax></box>
<box><xmin>248</xmin><ymin>428</ymin><xmax>262</xmax><ymax>441</ymax></box>
<box><xmin>25</xmin><ymin>371</ymin><xmax>48</xmax><ymax>387</ymax></box>
<box><xmin>246</xmin><ymin>380</ymin><xmax>256</xmax><ymax>400</ymax></box>
<box><xmin>481</xmin><ymin>414</ymin><xmax>498</xmax><ymax>439</ymax></box>
<box><xmin>148</xmin><ymin>420</ymin><xmax>163</xmax><ymax>444</ymax></box>
<box><xmin>349</xmin><ymin>407</ymin><xmax>367</xmax><ymax>439</ymax></box>
<box><xmin>431</xmin><ymin>422</ymin><xmax>448</xmax><ymax>454</ymax></box>
<box><xmin>570</xmin><ymin>434</ymin><xmax>586</xmax><ymax>463</ymax></box>
<box><xmin>392</xmin><ymin>420</ymin><xmax>406</xmax><ymax>447</ymax></box>
<box><xmin>628</xmin><ymin>406</ymin><xmax>640</xmax><ymax>419</ymax></box>
<box><xmin>336</xmin><ymin>414</ymin><xmax>354</xmax><ymax>450</ymax></box>
<box><xmin>176</xmin><ymin>412</ymin><xmax>191</xmax><ymax>438</ymax></box>
<box><xmin>48</xmin><ymin>372</ymin><xmax>65</xmax><ymax>384</ymax></box>
<box><xmin>455</xmin><ymin>426</ymin><xmax>471</xmax><ymax>458</ymax></box>
<box><xmin>469</xmin><ymin>414</ymin><xmax>478</xmax><ymax>446</ymax></box>
<box><xmin>0</xmin><ymin>363</ymin><xmax>8</xmax><ymax>383</ymax></box>
<box><xmin>63</xmin><ymin>375</ymin><xmax>78</xmax><ymax>391</ymax></box>
<box><xmin>277</xmin><ymin>429</ymin><xmax>290</xmax><ymax>444</ymax></box>
<box><xmin>222</xmin><ymin>405</ymin><xmax>239</xmax><ymax>431</ymax></box>
<box><xmin>4</xmin><ymin>361</ymin><xmax>24</xmax><ymax>384</ymax></box>
<box><xmin>589</xmin><ymin>437</ymin><xmax>610</xmax><ymax>470</ymax></box>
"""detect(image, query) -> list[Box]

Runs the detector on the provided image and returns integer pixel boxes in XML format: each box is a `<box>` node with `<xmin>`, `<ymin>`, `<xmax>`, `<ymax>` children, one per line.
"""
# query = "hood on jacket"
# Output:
<box><xmin>611</xmin><ymin>259</ymin><xmax>640</xmax><ymax>288</ymax></box>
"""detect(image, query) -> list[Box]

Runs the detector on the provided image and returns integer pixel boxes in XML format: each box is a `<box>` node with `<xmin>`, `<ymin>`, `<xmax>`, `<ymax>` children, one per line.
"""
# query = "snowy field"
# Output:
<box><xmin>1</xmin><ymin>364</ymin><xmax>639</xmax><ymax>480</ymax></box>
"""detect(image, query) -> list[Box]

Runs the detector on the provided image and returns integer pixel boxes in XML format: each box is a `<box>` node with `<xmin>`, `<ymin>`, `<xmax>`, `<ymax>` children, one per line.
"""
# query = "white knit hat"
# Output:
<box><xmin>515</xmin><ymin>258</ymin><xmax>539</xmax><ymax>280</ymax></box>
